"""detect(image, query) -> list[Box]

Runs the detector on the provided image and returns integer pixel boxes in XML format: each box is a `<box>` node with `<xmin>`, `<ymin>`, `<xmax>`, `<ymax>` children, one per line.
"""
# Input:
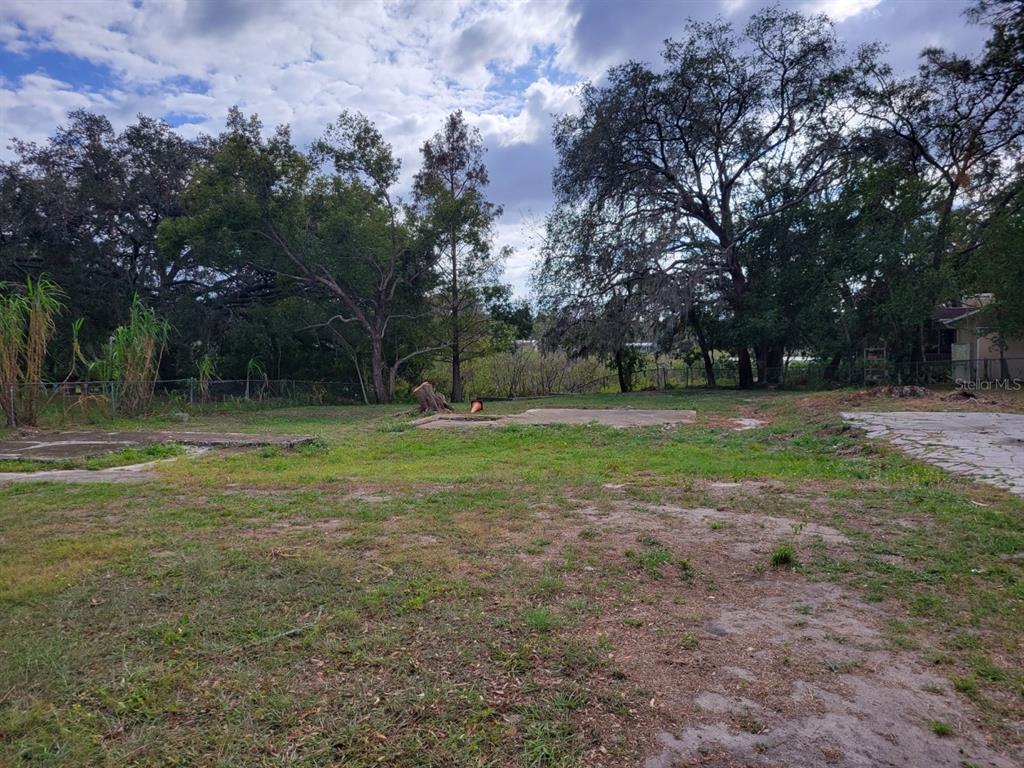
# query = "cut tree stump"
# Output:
<box><xmin>412</xmin><ymin>382</ymin><xmax>453</xmax><ymax>414</ymax></box>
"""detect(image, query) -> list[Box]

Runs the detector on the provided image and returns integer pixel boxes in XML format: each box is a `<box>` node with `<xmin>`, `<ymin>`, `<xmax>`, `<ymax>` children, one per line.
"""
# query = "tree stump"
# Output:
<box><xmin>413</xmin><ymin>381</ymin><xmax>452</xmax><ymax>413</ymax></box>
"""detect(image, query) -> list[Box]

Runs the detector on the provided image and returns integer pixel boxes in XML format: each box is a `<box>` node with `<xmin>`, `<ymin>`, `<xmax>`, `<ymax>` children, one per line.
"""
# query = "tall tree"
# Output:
<box><xmin>0</xmin><ymin>112</ymin><xmax>221</xmax><ymax>371</ymax></box>
<box><xmin>855</xmin><ymin>0</ymin><xmax>1024</xmax><ymax>344</ymax></box>
<box><xmin>160</xmin><ymin>109</ymin><xmax>438</xmax><ymax>402</ymax></box>
<box><xmin>549</xmin><ymin>6</ymin><xmax>856</xmax><ymax>388</ymax></box>
<box><xmin>413</xmin><ymin>111</ymin><xmax>503</xmax><ymax>401</ymax></box>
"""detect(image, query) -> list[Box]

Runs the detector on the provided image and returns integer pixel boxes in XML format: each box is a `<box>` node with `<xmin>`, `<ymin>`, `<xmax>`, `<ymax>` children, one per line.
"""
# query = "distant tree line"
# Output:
<box><xmin>535</xmin><ymin>0</ymin><xmax>1024</xmax><ymax>389</ymax></box>
<box><xmin>1</xmin><ymin>109</ymin><xmax>532</xmax><ymax>402</ymax></box>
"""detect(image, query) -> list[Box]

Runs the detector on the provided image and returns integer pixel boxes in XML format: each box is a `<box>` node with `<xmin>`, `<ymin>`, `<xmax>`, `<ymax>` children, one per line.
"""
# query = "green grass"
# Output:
<box><xmin>0</xmin><ymin>389</ymin><xmax>1021</xmax><ymax>765</ymax></box>
<box><xmin>771</xmin><ymin>542</ymin><xmax>797</xmax><ymax>567</ymax></box>
<box><xmin>930</xmin><ymin>719</ymin><xmax>954</xmax><ymax>737</ymax></box>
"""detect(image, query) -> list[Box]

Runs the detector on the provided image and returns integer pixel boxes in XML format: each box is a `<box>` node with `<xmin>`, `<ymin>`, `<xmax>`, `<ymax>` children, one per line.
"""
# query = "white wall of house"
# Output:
<box><xmin>952</xmin><ymin>315</ymin><xmax>1024</xmax><ymax>380</ymax></box>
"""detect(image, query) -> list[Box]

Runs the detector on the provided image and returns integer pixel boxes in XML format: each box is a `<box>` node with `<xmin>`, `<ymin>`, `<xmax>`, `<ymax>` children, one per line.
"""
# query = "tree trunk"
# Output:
<box><xmin>413</xmin><ymin>381</ymin><xmax>452</xmax><ymax>413</ymax></box>
<box><xmin>451</xmin><ymin>335</ymin><xmax>463</xmax><ymax>402</ymax></box>
<box><xmin>737</xmin><ymin>348</ymin><xmax>755</xmax><ymax>389</ymax></box>
<box><xmin>369</xmin><ymin>334</ymin><xmax>388</xmax><ymax>403</ymax></box>
<box><xmin>692</xmin><ymin>310</ymin><xmax>716</xmax><ymax>388</ymax></box>
<box><xmin>765</xmin><ymin>345</ymin><xmax>784</xmax><ymax>385</ymax></box>
<box><xmin>615</xmin><ymin>348</ymin><xmax>632</xmax><ymax>393</ymax></box>
<box><xmin>823</xmin><ymin>351</ymin><xmax>842</xmax><ymax>383</ymax></box>
<box><xmin>450</xmin><ymin>234</ymin><xmax>463</xmax><ymax>402</ymax></box>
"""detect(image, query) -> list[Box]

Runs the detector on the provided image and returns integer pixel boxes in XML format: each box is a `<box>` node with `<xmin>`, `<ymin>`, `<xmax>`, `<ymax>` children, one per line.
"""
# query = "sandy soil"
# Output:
<box><xmin>522</xmin><ymin>487</ymin><xmax>1019</xmax><ymax>768</ymax></box>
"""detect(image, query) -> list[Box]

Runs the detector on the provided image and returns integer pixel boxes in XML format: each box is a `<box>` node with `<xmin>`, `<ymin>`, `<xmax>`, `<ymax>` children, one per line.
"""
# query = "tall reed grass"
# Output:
<box><xmin>91</xmin><ymin>296</ymin><xmax>168</xmax><ymax>415</ymax></box>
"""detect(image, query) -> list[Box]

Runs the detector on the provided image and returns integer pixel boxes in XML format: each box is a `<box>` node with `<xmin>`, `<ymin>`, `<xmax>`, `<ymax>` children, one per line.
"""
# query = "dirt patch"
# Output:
<box><xmin>244</xmin><ymin>516</ymin><xmax>351</xmax><ymax>535</ymax></box>
<box><xmin>343</xmin><ymin>488</ymin><xmax>393</xmax><ymax>503</ymax></box>
<box><xmin>0</xmin><ymin>429</ymin><xmax>317</xmax><ymax>461</ymax></box>
<box><xmin>508</xmin><ymin>498</ymin><xmax>1016</xmax><ymax>768</ymax></box>
<box><xmin>417</xmin><ymin>408</ymin><xmax>696</xmax><ymax>429</ymax></box>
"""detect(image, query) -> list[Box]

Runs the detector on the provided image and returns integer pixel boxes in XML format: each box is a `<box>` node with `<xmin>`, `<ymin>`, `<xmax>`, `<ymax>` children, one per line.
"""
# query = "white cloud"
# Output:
<box><xmin>0</xmin><ymin>0</ymin><xmax>580</xmax><ymax>156</ymax></box>
<box><xmin>0</xmin><ymin>0</ymin><xmax>584</xmax><ymax>296</ymax></box>
<box><xmin>721</xmin><ymin>0</ymin><xmax>750</xmax><ymax>15</ymax></box>
<box><xmin>474</xmin><ymin>77</ymin><xmax>579</xmax><ymax>147</ymax></box>
<box><xmin>802</xmin><ymin>0</ymin><xmax>883</xmax><ymax>23</ymax></box>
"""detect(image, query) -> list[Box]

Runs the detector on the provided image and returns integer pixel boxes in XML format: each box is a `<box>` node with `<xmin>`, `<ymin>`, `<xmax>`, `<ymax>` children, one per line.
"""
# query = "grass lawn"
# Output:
<box><xmin>1</xmin><ymin>389</ymin><xmax>1022</xmax><ymax>766</ymax></box>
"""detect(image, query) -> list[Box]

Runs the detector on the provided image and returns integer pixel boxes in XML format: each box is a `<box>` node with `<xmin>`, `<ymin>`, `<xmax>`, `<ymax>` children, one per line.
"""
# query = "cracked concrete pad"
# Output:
<box><xmin>842</xmin><ymin>411</ymin><xmax>1024</xmax><ymax>496</ymax></box>
<box><xmin>0</xmin><ymin>458</ymin><xmax>170</xmax><ymax>484</ymax></box>
<box><xmin>417</xmin><ymin>408</ymin><xmax>696</xmax><ymax>429</ymax></box>
<box><xmin>0</xmin><ymin>429</ymin><xmax>317</xmax><ymax>461</ymax></box>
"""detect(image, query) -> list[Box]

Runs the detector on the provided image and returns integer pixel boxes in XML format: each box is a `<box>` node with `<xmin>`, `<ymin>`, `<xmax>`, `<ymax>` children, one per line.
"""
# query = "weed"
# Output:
<box><xmin>952</xmin><ymin>675</ymin><xmax>977</xmax><ymax>694</ymax></box>
<box><xmin>929</xmin><ymin>719</ymin><xmax>954</xmax><ymax>737</ymax></box>
<box><xmin>523</xmin><ymin>607</ymin><xmax>559</xmax><ymax>633</ymax></box>
<box><xmin>625</xmin><ymin>537</ymin><xmax>676</xmax><ymax>577</ymax></box>
<box><xmin>526</xmin><ymin>538</ymin><xmax>551</xmax><ymax>555</ymax></box>
<box><xmin>531</xmin><ymin>576</ymin><xmax>566</xmax><ymax>597</ymax></box>
<box><xmin>771</xmin><ymin>542</ymin><xmax>796</xmax><ymax>567</ymax></box>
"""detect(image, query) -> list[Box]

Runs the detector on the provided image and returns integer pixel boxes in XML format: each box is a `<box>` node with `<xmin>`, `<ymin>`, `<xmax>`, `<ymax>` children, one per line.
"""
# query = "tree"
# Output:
<box><xmin>413</xmin><ymin>111</ymin><xmax>503</xmax><ymax>401</ymax></box>
<box><xmin>160</xmin><ymin>109</ymin><xmax>438</xmax><ymax>403</ymax></box>
<box><xmin>854</xmin><ymin>0</ymin><xmax>1024</xmax><ymax>356</ymax></box>
<box><xmin>549</xmin><ymin>7</ymin><xmax>856</xmax><ymax>388</ymax></box>
<box><xmin>0</xmin><ymin>112</ymin><xmax>223</xmax><ymax>373</ymax></box>
<box><xmin>482</xmin><ymin>284</ymin><xmax>534</xmax><ymax>342</ymax></box>
<box><xmin>536</xmin><ymin>207</ymin><xmax>655</xmax><ymax>392</ymax></box>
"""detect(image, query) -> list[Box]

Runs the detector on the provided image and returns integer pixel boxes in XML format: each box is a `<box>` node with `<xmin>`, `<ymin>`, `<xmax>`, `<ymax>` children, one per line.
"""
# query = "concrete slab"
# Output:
<box><xmin>842</xmin><ymin>411</ymin><xmax>1024</xmax><ymax>496</ymax></box>
<box><xmin>0</xmin><ymin>459</ymin><xmax>169</xmax><ymax>484</ymax></box>
<box><xmin>0</xmin><ymin>430</ymin><xmax>317</xmax><ymax>461</ymax></box>
<box><xmin>417</xmin><ymin>408</ymin><xmax>696</xmax><ymax>429</ymax></box>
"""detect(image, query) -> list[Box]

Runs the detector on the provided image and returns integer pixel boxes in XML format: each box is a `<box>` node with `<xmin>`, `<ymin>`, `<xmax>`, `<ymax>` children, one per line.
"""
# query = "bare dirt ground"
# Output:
<box><xmin>843</xmin><ymin>411</ymin><xmax>1024</xmax><ymax>496</ymax></box>
<box><xmin>532</xmin><ymin>484</ymin><xmax>1020</xmax><ymax>768</ymax></box>
<box><xmin>417</xmin><ymin>407</ymin><xmax>697</xmax><ymax>429</ymax></box>
<box><xmin>0</xmin><ymin>429</ymin><xmax>316</xmax><ymax>460</ymax></box>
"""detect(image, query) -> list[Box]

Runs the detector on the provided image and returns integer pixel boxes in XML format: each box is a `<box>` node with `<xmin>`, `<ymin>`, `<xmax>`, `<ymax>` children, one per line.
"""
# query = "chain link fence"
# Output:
<box><xmin>482</xmin><ymin>356</ymin><xmax>1024</xmax><ymax>397</ymax></box>
<box><xmin>0</xmin><ymin>378</ymin><xmax>364</xmax><ymax>427</ymax></box>
<box><xmin>2</xmin><ymin>356</ymin><xmax>1019</xmax><ymax>427</ymax></box>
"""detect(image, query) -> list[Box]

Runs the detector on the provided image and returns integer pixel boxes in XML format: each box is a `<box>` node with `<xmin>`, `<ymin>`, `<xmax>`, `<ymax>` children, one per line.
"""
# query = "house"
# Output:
<box><xmin>937</xmin><ymin>294</ymin><xmax>1024</xmax><ymax>381</ymax></box>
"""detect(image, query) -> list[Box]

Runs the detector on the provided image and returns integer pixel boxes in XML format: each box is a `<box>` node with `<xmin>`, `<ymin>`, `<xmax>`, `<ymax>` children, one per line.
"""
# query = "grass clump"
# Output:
<box><xmin>771</xmin><ymin>542</ymin><xmax>797</xmax><ymax>567</ymax></box>
<box><xmin>625</xmin><ymin>536</ymin><xmax>691</xmax><ymax>579</ymax></box>
<box><xmin>523</xmin><ymin>607</ymin><xmax>559</xmax><ymax>633</ymax></box>
<box><xmin>929</xmin><ymin>719</ymin><xmax>954</xmax><ymax>737</ymax></box>
<box><xmin>952</xmin><ymin>675</ymin><xmax>977</xmax><ymax>694</ymax></box>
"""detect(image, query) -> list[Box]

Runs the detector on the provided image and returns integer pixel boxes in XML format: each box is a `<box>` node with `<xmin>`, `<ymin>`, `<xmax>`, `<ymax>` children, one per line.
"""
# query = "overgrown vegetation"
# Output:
<box><xmin>0</xmin><ymin>278</ymin><xmax>64</xmax><ymax>427</ymax></box>
<box><xmin>91</xmin><ymin>296</ymin><xmax>168</xmax><ymax>416</ymax></box>
<box><xmin>0</xmin><ymin>290</ymin><xmax>25</xmax><ymax>427</ymax></box>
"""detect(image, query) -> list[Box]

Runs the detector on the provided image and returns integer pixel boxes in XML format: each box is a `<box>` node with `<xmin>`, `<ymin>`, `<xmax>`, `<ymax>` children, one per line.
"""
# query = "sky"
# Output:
<box><xmin>0</xmin><ymin>0</ymin><xmax>988</xmax><ymax>297</ymax></box>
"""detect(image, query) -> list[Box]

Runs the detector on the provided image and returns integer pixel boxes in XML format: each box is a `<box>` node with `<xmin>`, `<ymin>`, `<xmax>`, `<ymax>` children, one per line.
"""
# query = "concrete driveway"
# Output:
<box><xmin>842</xmin><ymin>411</ymin><xmax>1024</xmax><ymax>496</ymax></box>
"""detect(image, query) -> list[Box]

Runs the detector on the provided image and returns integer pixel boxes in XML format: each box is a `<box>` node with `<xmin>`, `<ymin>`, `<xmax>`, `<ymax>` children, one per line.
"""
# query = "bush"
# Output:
<box><xmin>425</xmin><ymin>347</ymin><xmax>614</xmax><ymax>399</ymax></box>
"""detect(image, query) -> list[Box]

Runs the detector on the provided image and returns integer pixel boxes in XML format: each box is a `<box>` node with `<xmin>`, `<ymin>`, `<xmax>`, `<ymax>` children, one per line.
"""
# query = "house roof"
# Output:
<box><xmin>935</xmin><ymin>306</ymin><xmax>980</xmax><ymax>325</ymax></box>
